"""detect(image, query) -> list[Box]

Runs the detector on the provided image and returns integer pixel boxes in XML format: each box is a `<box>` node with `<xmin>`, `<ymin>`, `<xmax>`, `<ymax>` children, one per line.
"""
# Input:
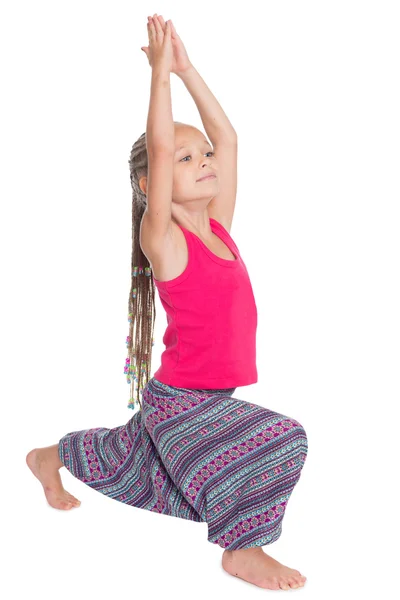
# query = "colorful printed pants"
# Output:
<box><xmin>58</xmin><ymin>377</ymin><xmax>308</xmax><ymax>550</ymax></box>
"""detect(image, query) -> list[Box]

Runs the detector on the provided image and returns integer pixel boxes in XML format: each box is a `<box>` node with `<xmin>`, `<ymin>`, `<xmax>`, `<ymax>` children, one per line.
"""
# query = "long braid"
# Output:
<box><xmin>124</xmin><ymin>132</ymin><xmax>156</xmax><ymax>410</ymax></box>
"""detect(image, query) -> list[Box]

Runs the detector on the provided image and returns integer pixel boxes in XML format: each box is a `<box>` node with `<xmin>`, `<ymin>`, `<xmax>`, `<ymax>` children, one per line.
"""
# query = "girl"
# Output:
<box><xmin>26</xmin><ymin>14</ymin><xmax>308</xmax><ymax>592</ymax></box>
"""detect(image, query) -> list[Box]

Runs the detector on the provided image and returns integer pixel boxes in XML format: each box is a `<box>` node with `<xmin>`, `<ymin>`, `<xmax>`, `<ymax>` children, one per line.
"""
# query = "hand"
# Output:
<box><xmin>142</xmin><ymin>14</ymin><xmax>192</xmax><ymax>77</ymax></box>
<box><xmin>142</xmin><ymin>15</ymin><xmax>173</xmax><ymax>73</ymax></box>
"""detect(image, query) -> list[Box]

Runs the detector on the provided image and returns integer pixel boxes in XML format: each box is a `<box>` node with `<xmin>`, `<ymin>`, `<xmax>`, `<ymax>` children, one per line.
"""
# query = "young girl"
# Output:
<box><xmin>26</xmin><ymin>14</ymin><xmax>308</xmax><ymax>591</ymax></box>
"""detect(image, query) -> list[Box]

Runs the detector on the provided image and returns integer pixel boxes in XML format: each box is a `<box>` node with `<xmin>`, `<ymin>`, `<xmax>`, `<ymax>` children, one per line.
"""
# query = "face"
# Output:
<box><xmin>172</xmin><ymin>125</ymin><xmax>219</xmax><ymax>204</ymax></box>
<box><xmin>139</xmin><ymin>125</ymin><xmax>218</xmax><ymax>204</ymax></box>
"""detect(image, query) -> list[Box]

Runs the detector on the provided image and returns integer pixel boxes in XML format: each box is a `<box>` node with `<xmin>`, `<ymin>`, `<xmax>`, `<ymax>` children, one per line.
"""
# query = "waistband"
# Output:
<box><xmin>146</xmin><ymin>377</ymin><xmax>237</xmax><ymax>398</ymax></box>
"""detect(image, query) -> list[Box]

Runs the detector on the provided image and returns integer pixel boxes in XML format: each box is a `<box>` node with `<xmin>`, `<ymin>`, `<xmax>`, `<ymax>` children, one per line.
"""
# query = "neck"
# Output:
<box><xmin>172</xmin><ymin>209</ymin><xmax>212</xmax><ymax>237</ymax></box>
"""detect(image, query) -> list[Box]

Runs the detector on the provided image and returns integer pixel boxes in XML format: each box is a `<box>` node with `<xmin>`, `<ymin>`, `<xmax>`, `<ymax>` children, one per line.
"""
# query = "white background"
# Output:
<box><xmin>1</xmin><ymin>1</ymin><xmax>399</xmax><ymax>598</ymax></box>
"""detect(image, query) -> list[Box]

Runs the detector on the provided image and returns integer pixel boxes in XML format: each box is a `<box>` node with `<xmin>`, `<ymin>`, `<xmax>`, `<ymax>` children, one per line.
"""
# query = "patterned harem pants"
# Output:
<box><xmin>58</xmin><ymin>377</ymin><xmax>308</xmax><ymax>550</ymax></box>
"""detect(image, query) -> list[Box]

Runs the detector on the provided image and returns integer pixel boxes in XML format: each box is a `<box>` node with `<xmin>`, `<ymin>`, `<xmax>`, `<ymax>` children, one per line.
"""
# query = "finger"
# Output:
<box><xmin>157</xmin><ymin>14</ymin><xmax>166</xmax><ymax>30</ymax></box>
<box><xmin>147</xmin><ymin>19</ymin><xmax>155</xmax><ymax>41</ymax></box>
<box><xmin>170</xmin><ymin>20</ymin><xmax>178</xmax><ymax>38</ymax></box>
<box><xmin>152</xmin><ymin>14</ymin><xmax>162</xmax><ymax>36</ymax></box>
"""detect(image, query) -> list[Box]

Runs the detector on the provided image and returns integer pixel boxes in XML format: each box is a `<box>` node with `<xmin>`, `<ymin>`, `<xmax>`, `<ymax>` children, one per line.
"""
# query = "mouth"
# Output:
<box><xmin>197</xmin><ymin>174</ymin><xmax>217</xmax><ymax>182</ymax></box>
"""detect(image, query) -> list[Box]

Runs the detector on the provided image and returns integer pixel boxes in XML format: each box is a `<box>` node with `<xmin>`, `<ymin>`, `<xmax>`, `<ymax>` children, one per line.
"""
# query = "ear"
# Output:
<box><xmin>139</xmin><ymin>175</ymin><xmax>147</xmax><ymax>195</ymax></box>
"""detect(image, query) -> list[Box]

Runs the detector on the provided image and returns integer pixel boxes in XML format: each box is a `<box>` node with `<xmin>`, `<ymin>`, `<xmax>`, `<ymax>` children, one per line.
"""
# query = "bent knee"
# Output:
<box><xmin>286</xmin><ymin>416</ymin><xmax>308</xmax><ymax>459</ymax></box>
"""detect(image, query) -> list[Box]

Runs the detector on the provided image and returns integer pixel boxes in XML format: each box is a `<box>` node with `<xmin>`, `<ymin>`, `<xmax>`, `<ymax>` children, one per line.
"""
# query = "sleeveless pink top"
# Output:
<box><xmin>152</xmin><ymin>217</ymin><xmax>258</xmax><ymax>388</ymax></box>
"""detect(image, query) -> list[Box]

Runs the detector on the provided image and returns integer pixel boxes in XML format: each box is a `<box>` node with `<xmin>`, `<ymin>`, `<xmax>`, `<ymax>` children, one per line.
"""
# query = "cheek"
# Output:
<box><xmin>175</xmin><ymin>168</ymin><xmax>193</xmax><ymax>186</ymax></box>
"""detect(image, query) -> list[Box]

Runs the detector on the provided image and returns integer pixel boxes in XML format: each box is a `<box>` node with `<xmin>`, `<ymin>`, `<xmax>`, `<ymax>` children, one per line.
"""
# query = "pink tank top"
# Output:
<box><xmin>152</xmin><ymin>217</ymin><xmax>258</xmax><ymax>388</ymax></box>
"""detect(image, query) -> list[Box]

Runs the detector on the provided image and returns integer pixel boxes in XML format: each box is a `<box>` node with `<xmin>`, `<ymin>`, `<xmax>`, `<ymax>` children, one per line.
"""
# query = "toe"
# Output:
<box><xmin>65</xmin><ymin>492</ymin><xmax>81</xmax><ymax>505</ymax></box>
<box><xmin>279</xmin><ymin>581</ymin><xmax>290</xmax><ymax>590</ymax></box>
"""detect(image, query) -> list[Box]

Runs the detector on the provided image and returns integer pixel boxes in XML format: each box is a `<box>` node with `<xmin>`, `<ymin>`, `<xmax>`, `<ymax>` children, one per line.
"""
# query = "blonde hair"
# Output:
<box><xmin>125</xmin><ymin>131</ymin><xmax>155</xmax><ymax>410</ymax></box>
<box><xmin>125</xmin><ymin>122</ymin><xmax>192</xmax><ymax>409</ymax></box>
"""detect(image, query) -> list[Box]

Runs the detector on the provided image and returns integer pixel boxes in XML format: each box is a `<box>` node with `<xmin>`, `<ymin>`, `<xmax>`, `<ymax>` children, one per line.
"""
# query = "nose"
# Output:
<box><xmin>200</xmin><ymin>158</ymin><xmax>212</xmax><ymax>167</ymax></box>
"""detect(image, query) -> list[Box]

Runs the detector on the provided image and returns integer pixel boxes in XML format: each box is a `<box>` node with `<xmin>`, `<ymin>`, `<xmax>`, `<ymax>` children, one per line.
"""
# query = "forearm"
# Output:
<box><xmin>146</xmin><ymin>69</ymin><xmax>175</xmax><ymax>154</ymax></box>
<box><xmin>178</xmin><ymin>65</ymin><xmax>237</xmax><ymax>145</ymax></box>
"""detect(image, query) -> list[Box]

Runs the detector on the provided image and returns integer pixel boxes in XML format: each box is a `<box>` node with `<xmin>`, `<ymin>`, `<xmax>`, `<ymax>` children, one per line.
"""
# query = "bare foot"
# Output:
<box><xmin>222</xmin><ymin>546</ymin><xmax>307</xmax><ymax>590</ymax></box>
<box><xmin>26</xmin><ymin>445</ymin><xmax>81</xmax><ymax>510</ymax></box>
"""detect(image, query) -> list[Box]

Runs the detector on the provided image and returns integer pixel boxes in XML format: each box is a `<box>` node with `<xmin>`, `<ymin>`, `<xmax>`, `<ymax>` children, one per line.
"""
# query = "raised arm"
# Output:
<box><xmin>141</xmin><ymin>18</ymin><xmax>175</xmax><ymax>247</ymax></box>
<box><xmin>178</xmin><ymin>65</ymin><xmax>238</xmax><ymax>232</ymax></box>
<box><xmin>155</xmin><ymin>15</ymin><xmax>238</xmax><ymax>232</ymax></box>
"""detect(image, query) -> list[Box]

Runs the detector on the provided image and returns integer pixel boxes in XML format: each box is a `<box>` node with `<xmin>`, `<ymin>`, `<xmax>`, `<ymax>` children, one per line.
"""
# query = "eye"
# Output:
<box><xmin>180</xmin><ymin>151</ymin><xmax>215</xmax><ymax>162</ymax></box>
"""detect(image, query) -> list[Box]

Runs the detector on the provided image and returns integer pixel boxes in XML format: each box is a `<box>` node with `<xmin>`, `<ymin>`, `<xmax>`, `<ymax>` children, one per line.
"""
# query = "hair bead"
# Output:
<box><xmin>124</xmin><ymin>337</ymin><xmax>155</xmax><ymax>409</ymax></box>
<box><xmin>127</xmin><ymin>136</ymin><xmax>156</xmax><ymax>410</ymax></box>
<box><xmin>132</xmin><ymin>265</ymin><xmax>152</xmax><ymax>278</ymax></box>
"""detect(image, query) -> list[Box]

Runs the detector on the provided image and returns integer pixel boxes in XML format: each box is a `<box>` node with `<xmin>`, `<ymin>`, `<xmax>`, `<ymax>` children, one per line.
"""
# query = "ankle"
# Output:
<box><xmin>227</xmin><ymin>546</ymin><xmax>263</xmax><ymax>556</ymax></box>
<box><xmin>45</xmin><ymin>444</ymin><xmax>64</xmax><ymax>470</ymax></box>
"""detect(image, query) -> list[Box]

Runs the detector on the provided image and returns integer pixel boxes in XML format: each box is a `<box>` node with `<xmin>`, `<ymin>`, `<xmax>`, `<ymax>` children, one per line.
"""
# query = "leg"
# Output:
<box><xmin>26</xmin><ymin>443</ymin><xmax>81</xmax><ymax>510</ymax></box>
<box><xmin>53</xmin><ymin>409</ymin><xmax>204</xmax><ymax>521</ymax></box>
<box><xmin>144</xmin><ymin>383</ymin><xmax>308</xmax><ymax>549</ymax></box>
<box><xmin>142</xmin><ymin>379</ymin><xmax>308</xmax><ymax>590</ymax></box>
